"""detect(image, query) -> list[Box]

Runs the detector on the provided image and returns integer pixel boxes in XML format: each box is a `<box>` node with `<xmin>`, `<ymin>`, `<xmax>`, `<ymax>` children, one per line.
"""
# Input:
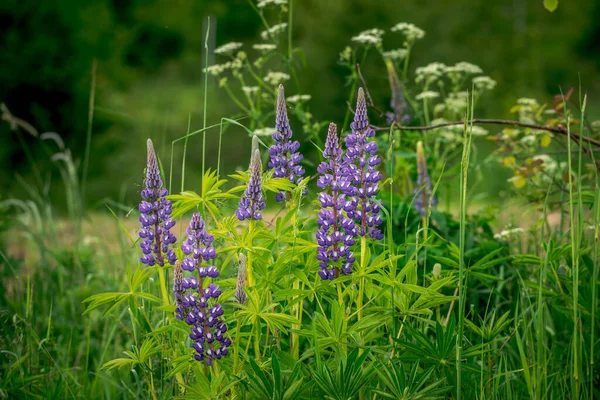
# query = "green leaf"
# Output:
<box><xmin>543</xmin><ymin>0</ymin><xmax>558</xmax><ymax>12</ymax></box>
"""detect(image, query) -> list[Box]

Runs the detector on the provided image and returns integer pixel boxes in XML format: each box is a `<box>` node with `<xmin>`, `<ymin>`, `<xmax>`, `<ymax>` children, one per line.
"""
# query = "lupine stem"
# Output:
<box><xmin>247</xmin><ymin>220</ymin><xmax>255</xmax><ymax>287</ymax></box>
<box><xmin>357</xmin><ymin>236</ymin><xmax>367</xmax><ymax>323</ymax></box>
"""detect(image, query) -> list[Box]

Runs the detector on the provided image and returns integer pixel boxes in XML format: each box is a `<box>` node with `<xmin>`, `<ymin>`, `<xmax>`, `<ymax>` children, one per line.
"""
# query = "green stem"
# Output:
<box><xmin>247</xmin><ymin>220</ymin><xmax>255</xmax><ymax>288</ymax></box>
<box><xmin>202</xmin><ymin>17</ymin><xmax>210</xmax><ymax>186</ymax></box>
<box><xmin>357</xmin><ymin>236</ymin><xmax>367</xmax><ymax>323</ymax></box>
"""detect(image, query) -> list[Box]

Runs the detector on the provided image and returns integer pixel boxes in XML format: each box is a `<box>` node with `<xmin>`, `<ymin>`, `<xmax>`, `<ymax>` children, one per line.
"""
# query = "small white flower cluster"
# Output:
<box><xmin>470</xmin><ymin>125</ymin><xmax>489</xmax><ymax>136</ymax></box>
<box><xmin>257</xmin><ymin>0</ymin><xmax>287</xmax><ymax>8</ymax></box>
<box><xmin>383</xmin><ymin>48</ymin><xmax>408</xmax><ymax>61</ymax></box>
<box><xmin>415</xmin><ymin>62</ymin><xmax>447</xmax><ymax>85</ymax></box>
<box><xmin>494</xmin><ymin>227</ymin><xmax>525</xmax><ymax>239</ymax></box>
<box><xmin>416</xmin><ymin>91</ymin><xmax>440</xmax><ymax>101</ymax></box>
<box><xmin>253</xmin><ymin>127</ymin><xmax>275</xmax><ymax>136</ymax></box>
<box><xmin>447</xmin><ymin>62</ymin><xmax>483</xmax><ymax>75</ymax></box>
<box><xmin>242</xmin><ymin>86</ymin><xmax>259</xmax><ymax>95</ymax></box>
<box><xmin>517</xmin><ymin>98</ymin><xmax>539</xmax><ymax>107</ymax></box>
<box><xmin>390</xmin><ymin>22</ymin><xmax>425</xmax><ymax>42</ymax></box>
<box><xmin>444</xmin><ymin>91</ymin><xmax>469</xmax><ymax>114</ymax></box>
<box><xmin>351</xmin><ymin>28</ymin><xmax>385</xmax><ymax>45</ymax></box>
<box><xmin>473</xmin><ymin>76</ymin><xmax>497</xmax><ymax>91</ymax></box>
<box><xmin>253</xmin><ymin>43</ymin><xmax>277</xmax><ymax>52</ymax></box>
<box><xmin>263</xmin><ymin>71</ymin><xmax>290</xmax><ymax>85</ymax></box>
<box><xmin>287</xmin><ymin>94</ymin><xmax>311</xmax><ymax>103</ymax></box>
<box><xmin>261</xmin><ymin>23</ymin><xmax>288</xmax><ymax>40</ymax></box>
<box><xmin>214</xmin><ymin>42</ymin><xmax>243</xmax><ymax>55</ymax></box>
<box><xmin>516</xmin><ymin>98</ymin><xmax>540</xmax><ymax>124</ymax></box>
<box><xmin>204</xmin><ymin>59</ymin><xmax>243</xmax><ymax>76</ymax></box>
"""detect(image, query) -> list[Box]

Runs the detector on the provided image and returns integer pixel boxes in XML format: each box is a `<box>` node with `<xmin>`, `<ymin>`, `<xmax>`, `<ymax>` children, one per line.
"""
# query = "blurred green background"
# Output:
<box><xmin>1</xmin><ymin>0</ymin><xmax>599</xmax><ymax>208</ymax></box>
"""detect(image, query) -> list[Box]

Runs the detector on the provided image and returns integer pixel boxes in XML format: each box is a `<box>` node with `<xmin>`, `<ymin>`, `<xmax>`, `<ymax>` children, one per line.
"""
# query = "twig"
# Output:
<box><xmin>372</xmin><ymin>119</ymin><xmax>600</xmax><ymax>148</ymax></box>
<box><xmin>1</xmin><ymin>103</ymin><xmax>39</xmax><ymax>137</ymax></box>
<box><xmin>356</xmin><ymin>63</ymin><xmax>386</xmax><ymax>118</ymax></box>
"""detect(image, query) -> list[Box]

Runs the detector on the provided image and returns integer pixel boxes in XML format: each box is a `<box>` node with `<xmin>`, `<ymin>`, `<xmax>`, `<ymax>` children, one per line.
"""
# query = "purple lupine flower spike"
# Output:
<box><xmin>179</xmin><ymin>212</ymin><xmax>230</xmax><ymax>365</ymax></box>
<box><xmin>414</xmin><ymin>141</ymin><xmax>437</xmax><ymax>216</ymax></box>
<box><xmin>173</xmin><ymin>261</ymin><xmax>185</xmax><ymax>320</ymax></box>
<box><xmin>236</xmin><ymin>150</ymin><xmax>266</xmax><ymax>221</ymax></box>
<box><xmin>139</xmin><ymin>139</ymin><xmax>177</xmax><ymax>266</ymax></box>
<box><xmin>316</xmin><ymin>123</ymin><xmax>358</xmax><ymax>279</ymax></box>
<box><xmin>268</xmin><ymin>84</ymin><xmax>306</xmax><ymax>202</ymax></box>
<box><xmin>344</xmin><ymin>88</ymin><xmax>384</xmax><ymax>240</ymax></box>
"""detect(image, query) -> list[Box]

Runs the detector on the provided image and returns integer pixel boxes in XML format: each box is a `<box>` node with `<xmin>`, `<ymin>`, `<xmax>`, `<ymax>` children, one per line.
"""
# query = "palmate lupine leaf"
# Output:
<box><xmin>101</xmin><ymin>338</ymin><xmax>160</xmax><ymax>372</ymax></box>
<box><xmin>247</xmin><ymin>353</ymin><xmax>311</xmax><ymax>400</ymax></box>
<box><xmin>228</xmin><ymin>169</ymin><xmax>296</xmax><ymax>194</ymax></box>
<box><xmin>312</xmin><ymin>348</ymin><xmax>375</xmax><ymax>400</ymax></box>
<box><xmin>373</xmin><ymin>362</ymin><xmax>449</xmax><ymax>400</ymax></box>
<box><xmin>168</xmin><ymin>169</ymin><xmax>236</xmax><ymax>221</ymax></box>
<box><xmin>82</xmin><ymin>264</ymin><xmax>162</xmax><ymax>317</ymax></box>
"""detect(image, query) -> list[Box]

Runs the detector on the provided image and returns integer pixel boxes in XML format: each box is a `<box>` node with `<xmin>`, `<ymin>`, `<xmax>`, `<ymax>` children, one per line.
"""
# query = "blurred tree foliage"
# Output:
<box><xmin>1</xmin><ymin>0</ymin><xmax>598</xmax><ymax>207</ymax></box>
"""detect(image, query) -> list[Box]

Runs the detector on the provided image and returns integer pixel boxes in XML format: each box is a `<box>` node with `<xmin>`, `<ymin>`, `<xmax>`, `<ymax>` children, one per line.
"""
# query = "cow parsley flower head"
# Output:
<box><xmin>414</xmin><ymin>141</ymin><xmax>437</xmax><ymax>216</ymax></box>
<box><xmin>177</xmin><ymin>212</ymin><xmax>230</xmax><ymax>365</ymax></box>
<box><xmin>138</xmin><ymin>139</ymin><xmax>177</xmax><ymax>267</ymax></box>
<box><xmin>416</xmin><ymin>91</ymin><xmax>440</xmax><ymax>101</ymax></box>
<box><xmin>236</xmin><ymin>150</ymin><xmax>266</xmax><ymax>221</ymax></box>
<box><xmin>264</xmin><ymin>71</ymin><xmax>291</xmax><ymax>85</ymax></box>
<box><xmin>214</xmin><ymin>42</ymin><xmax>243</xmax><ymax>55</ymax></box>
<box><xmin>344</xmin><ymin>88</ymin><xmax>383</xmax><ymax>240</ymax></box>
<box><xmin>415</xmin><ymin>62</ymin><xmax>447</xmax><ymax>85</ymax></box>
<box><xmin>261</xmin><ymin>23</ymin><xmax>288</xmax><ymax>40</ymax></box>
<box><xmin>473</xmin><ymin>76</ymin><xmax>497</xmax><ymax>91</ymax></box>
<box><xmin>286</xmin><ymin>94</ymin><xmax>311</xmax><ymax>103</ymax></box>
<box><xmin>352</xmin><ymin>28</ymin><xmax>384</xmax><ymax>45</ymax></box>
<box><xmin>316</xmin><ymin>123</ymin><xmax>358</xmax><ymax>279</ymax></box>
<box><xmin>253</xmin><ymin>43</ymin><xmax>277</xmax><ymax>52</ymax></box>
<box><xmin>383</xmin><ymin>48</ymin><xmax>408</xmax><ymax>61</ymax></box>
<box><xmin>390</xmin><ymin>22</ymin><xmax>425</xmax><ymax>43</ymax></box>
<box><xmin>267</xmin><ymin>85</ymin><xmax>306</xmax><ymax>202</ymax></box>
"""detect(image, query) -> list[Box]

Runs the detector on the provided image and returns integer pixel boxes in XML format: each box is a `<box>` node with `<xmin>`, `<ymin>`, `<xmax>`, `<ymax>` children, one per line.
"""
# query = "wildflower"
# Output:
<box><xmin>235</xmin><ymin>253</ymin><xmax>248</xmax><ymax>305</ymax></box>
<box><xmin>263</xmin><ymin>71</ymin><xmax>291</xmax><ymax>85</ymax></box>
<box><xmin>173</xmin><ymin>261</ymin><xmax>185</xmax><ymax>320</ymax></box>
<box><xmin>268</xmin><ymin>85</ymin><xmax>306</xmax><ymax>202</ymax></box>
<box><xmin>383</xmin><ymin>48</ymin><xmax>408</xmax><ymax>61</ymax></box>
<box><xmin>260</xmin><ymin>23</ymin><xmax>288</xmax><ymax>40</ymax></box>
<box><xmin>214</xmin><ymin>42</ymin><xmax>243</xmax><ymax>55</ymax></box>
<box><xmin>339</xmin><ymin>46</ymin><xmax>352</xmax><ymax>62</ymax></box>
<box><xmin>242</xmin><ymin>86</ymin><xmax>259</xmax><ymax>95</ymax></box>
<box><xmin>203</xmin><ymin>59</ymin><xmax>243</xmax><ymax>76</ymax></box>
<box><xmin>385</xmin><ymin>59</ymin><xmax>410</xmax><ymax>124</ymax></box>
<box><xmin>179</xmin><ymin>212</ymin><xmax>230</xmax><ymax>365</ymax></box>
<box><xmin>344</xmin><ymin>88</ymin><xmax>384</xmax><ymax>240</ymax></box>
<box><xmin>446</xmin><ymin>62</ymin><xmax>483</xmax><ymax>76</ymax></box>
<box><xmin>473</xmin><ymin>76</ymin><xmax>497</xmax><ymax>90</ymax></box>
<box><xmin>286</xmin><ymin>94</ymin><xmax>311</xmax><ymax>103</ymax></box>
<box><xmin>470</xmin><ymin>125</ymin><xmax>489</xmax><ymax>137</ymax></box>
<box><xmin>180</xmin><ymin>212</ymin><xmax>217</xmax><ymax>273</ymax></box>
<box><xmin>236</xmin><ymin>150</ymin><xmax>266</xmax><ymax>221</ymax></box>
<box><xmin>316</xmin><ymin>123</ymin><xmax>358</xmax><ymax>279</ymax></box>
<box><xmin>494</xmin><ymin>227</ymin><xmax>524</xmax><ymax>239</ymax></box>
<box><xmin>139</xmin><ymin>139</ymin><xmax>177</xmax><ymax>267</ymax></box>
<box><xmin>432</xmin><ymin>263</ymin><xmax>442</xmax><ymax>279</ymax></box>
<box><xmin>390</xmin><ymin>22</ymin><xmax>425</xmax><ymax>42</ymax></box>
<box><xmin>414</xmin><ymin>141</ymin><xmax>437</xmax><ymax>216</ymax></box>
<box><xmin>351</xmin><ymin>28</ymin><xmax>384</xmax><ymax>45</ymax></box>
<box><xmin>416</xmin><ymin>91</ymin><xmax>440</xmax><ymax>101</ymax></box>
<box><xmin>253</xmin><ymin>127</ymin><xmax>275</xmax><ymax>137</ymax></box>
<box><xmin>415</xmin><ymin>62</ymin><xmax>447</xmax><ymax>85</ymax></box>
<box><xmin>253</xmin><ymin>43</ymin><xmax>277</xmax><ymax>52</ymax></box>
<box><xmin>257</xmin><ymin>0</ymin><xmax>287</xmax><ymax>7</ymax></box>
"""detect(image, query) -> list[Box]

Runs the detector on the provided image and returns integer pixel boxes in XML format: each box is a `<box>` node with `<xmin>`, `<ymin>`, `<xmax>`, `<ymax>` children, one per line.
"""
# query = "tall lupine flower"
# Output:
<box><xmin>138</xmin><ymin>139</ymin><xmax>177</xmax><ymax>266</ymax></box>
<box><xmin>344</xmin><ymin>88</ymin><xmax>384</xmax><ymax>240</ymax></box>
<box><xmin>173</xmin><ymin>261</ymin><xmax>185</xmax><ymax>320</ymax></box>
<box><xmin>179</xmin><ymin>212</ymin><xmax>231</xmax><ymax>365</ymax></box>
<box><xmin>414</xmin><ymin>141</ymin><xmax>437</xmax><ymax>216</ymax></box>
<box><xmin>235</xmin><ymin>253</ymin><xmax>248</xmax><ymax>305</ymax></box>
<box><xmin>236</xmin><ymin>150</ymin><xmax>266</xmax><ymax>221</ymax></box>
<box><xmin>316</xmin><ymin>123</ymin><xmax>358</xmax><ymax>280</ymax></box>
<box><xmin>268</xmin><ymin>84</ymin><xmax>306</xmax><ymax>202</ymax></box>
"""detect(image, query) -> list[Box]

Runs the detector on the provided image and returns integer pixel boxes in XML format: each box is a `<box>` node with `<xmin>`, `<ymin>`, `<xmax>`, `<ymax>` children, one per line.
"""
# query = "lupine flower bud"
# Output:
<box><xmin>139</xmin><ymin>139</ymin><xmax>177</xmax><ymax>266</ymax></box>
<box><xmin>235</xmin><ymin>253</ymin><xmax>248</xmax><ymax>305</ymax></box>
<box><xmin>344</xmin><ymin>88</ymin><xmax>384</xmax><ymax>240</ymax></box>
<box><xmin>177</xmin><ymin>212</ymin><xmax>230</xmax><ymax>365</ymax></box>
<box><xmin>173</xmin><ymin>260</ymin><xmax>185</xmax><ymax>320</ymax></box>
<box><xmin>414</xmin><ymin>141</ymin><xmax>437</xmax><ymax>216</ymax></box>
<box><xmin>236</xmin><ymin>150</ymin><xmax>266</xmax><ymax>221</ymax></box>
<box><xmin>267</xmin><ymin>84</ymin><xmax>306</xmax><ymax>202</ymax></box>
<box><xmin>316</xmin><ymin>123</ymin><xmax>358</xmax><ymax>280</ymax></box>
